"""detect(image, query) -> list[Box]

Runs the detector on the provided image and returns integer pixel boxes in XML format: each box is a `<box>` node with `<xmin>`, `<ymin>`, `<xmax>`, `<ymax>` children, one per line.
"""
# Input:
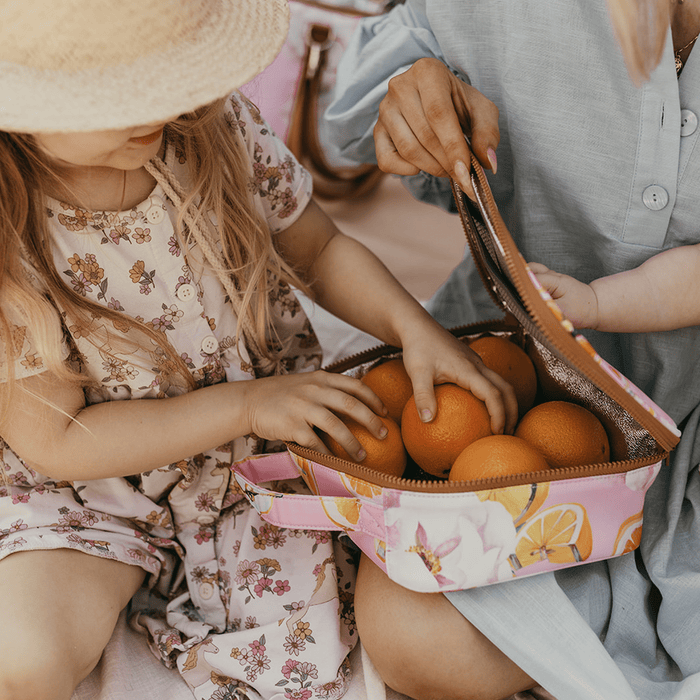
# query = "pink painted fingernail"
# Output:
<box><xmin>487</xmin><ymin>148</ymin><xmax>498</xmax><ymax>174</ymax></box>
<box><xmin>455</xmin><ymin>160</ymin><xmax>469</xmax><ymax>185</ymax></box>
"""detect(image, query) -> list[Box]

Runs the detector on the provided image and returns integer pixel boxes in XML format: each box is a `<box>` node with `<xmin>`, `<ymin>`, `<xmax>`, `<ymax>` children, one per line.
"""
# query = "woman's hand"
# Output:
<box><xmin>529</xmin><ymin>262</ymin><xmax>599</xmax><ymax>329</ymax></box>
<box><xmin>399</xmin><ymin>325</ymin><xmax>519</xmax><ymax>436</ymax></box>
<box><xmin>243</xmin><ymin>371</ymin><xmax>387</xmax><ymax>461</ymax></box>
<box><xmin>374</xmin><ymin>57</ymin><xmax>500</xmax><ymax>199</ymax></box>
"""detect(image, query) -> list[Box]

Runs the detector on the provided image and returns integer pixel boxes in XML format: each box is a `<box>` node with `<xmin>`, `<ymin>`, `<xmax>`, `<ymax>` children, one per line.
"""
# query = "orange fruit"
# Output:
<box><xmin>324</xmin><ymin>415</ymin><xmax>407</xmax><ymax>478</ymax></box>
<box><xmin>401</xmin><ymin>383</ymin><xmax>492</xmax><ymax>478</ymax></box>
<box><xmin>513</xmin><ymin>503</ymin><xmax>593</xmax><ymax>567</ymax></box>
<box><xmin>361</xmin><ymin>358</ymin><xmax>413</xmax><ymax>424</ymax></box>
<box><xmin>514</xmin><ymin>400</ymin><xmax>610</xmax><ymax>468</ymax></box>
<box><xmin>448</xmin><ymin>435</ymin><xmax>550</xmax><ymax>482</ymax></box>
<box><xmin>469</xmin><ymin>335</ymin><xmax>538</xmax><ymax>415</ymax></box>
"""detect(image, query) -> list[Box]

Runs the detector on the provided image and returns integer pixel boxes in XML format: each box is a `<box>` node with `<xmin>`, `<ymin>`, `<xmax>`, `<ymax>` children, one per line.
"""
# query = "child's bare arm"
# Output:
<box><xmin>0</xmin><ymin>366</ymin><xmax>387</xmax><ymax>481</ymax></box>
<box><xmin>531</xmin><ymin>243</ymin><xmax>700</xmax><ymax>333</ymax></box>
<box><xmin>276</xmin><ymin>199</ymin><xmax>519</xmax><ymax>434</ymax></box>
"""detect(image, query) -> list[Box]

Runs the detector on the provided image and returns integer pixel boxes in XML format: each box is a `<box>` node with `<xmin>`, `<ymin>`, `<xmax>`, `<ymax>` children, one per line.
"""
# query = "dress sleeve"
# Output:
<box><xmin>324</xmin><ymin>0</ymin><xmax>447</xmax><ymax>166</ymax></box>
<box><xmin>226</xmin><ymin>93</ymin><xmax>313</xmax><ymax>234</ymax></box>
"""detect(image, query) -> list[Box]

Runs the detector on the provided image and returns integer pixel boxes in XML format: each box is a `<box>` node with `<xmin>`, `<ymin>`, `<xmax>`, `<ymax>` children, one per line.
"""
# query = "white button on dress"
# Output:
<box><xmin>176</xmin><ymin>283</ymin><xmax>196</xmax><ymax>302</ymax></box>
<box><xmin>144</xmin><ymin>196</ymin><xmax>166</xmax><ymax>224</ymax></box>
<box><xmin>642</xmin><ymin>185</ymin><xmax>669</xmax><ymax>211</ymax></box>
<box><xmin>199</xmin><ymin>581</ymin><xmax>215</xmax><ymax>600</ymax></box>
<box><xmin>200</xmin><ymin>335</ymin><xmax>219</xmax><ymax>354</ymax></box>
<box><xmin>681</xmin><ymin>109</ymin><xmax>698</xmax><ymax>137</ymax></box>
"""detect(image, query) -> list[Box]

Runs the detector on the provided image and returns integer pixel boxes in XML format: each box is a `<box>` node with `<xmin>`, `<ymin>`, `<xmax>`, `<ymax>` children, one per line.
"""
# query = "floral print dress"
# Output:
<box><xmin>0</xmin><ymin>94</ymin><xmax>357</xmax><ymax>700</ymax></box>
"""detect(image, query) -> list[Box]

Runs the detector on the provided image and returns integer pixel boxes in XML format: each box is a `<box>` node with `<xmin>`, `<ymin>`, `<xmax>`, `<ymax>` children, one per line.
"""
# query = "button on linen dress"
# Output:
<box><xmin>0</xmin><ymin>94</ymin><xmax>356</xmax><ymax>700</ymax></box>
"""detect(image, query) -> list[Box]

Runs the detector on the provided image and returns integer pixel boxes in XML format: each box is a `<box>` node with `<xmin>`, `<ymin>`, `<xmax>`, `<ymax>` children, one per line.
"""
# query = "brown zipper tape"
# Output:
<box><xmin>287</xmin><ymin>441</ymin><xmax>667</xmax><ymax>494</ymax></box>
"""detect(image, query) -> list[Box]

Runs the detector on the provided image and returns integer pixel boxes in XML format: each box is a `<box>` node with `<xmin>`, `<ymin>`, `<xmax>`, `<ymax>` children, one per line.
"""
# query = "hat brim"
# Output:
<box><xmin>0</xmin><ymin>0</ymin><xmax>290</xmax><ymax>133</ymax></box>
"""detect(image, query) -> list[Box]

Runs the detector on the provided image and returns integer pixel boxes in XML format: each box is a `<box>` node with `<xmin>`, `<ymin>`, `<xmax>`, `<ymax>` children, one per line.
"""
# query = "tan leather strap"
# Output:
<box><xmin>286</xmin><ymin>21</ymin><xmax>384</xmax><ymax>200</ymax></box>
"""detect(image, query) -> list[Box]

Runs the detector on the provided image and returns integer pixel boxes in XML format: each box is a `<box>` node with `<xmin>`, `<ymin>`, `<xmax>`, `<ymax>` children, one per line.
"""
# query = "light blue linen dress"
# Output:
<box><xmin>326</xmin><ymin>1</ymin><xmax>700</xmax><ymax>697</ymax></box>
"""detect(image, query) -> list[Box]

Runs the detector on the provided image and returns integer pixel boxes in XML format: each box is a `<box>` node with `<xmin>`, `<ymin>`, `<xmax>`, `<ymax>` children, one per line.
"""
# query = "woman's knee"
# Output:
<box><xmin>355</xmin><ymin>555</ymin><xmax>535</xmax><ymax>700</ymax></box>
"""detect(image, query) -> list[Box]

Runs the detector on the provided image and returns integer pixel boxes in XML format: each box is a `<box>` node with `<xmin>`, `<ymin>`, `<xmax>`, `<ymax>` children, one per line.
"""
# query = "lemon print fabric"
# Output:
<box><xmin>512</xmin><ymin>503</ymin><xmax>593</xmax><ymax>569</ymax></box>
<box><xmin>476</xmin><ymin>482</ymin><xmax>550</xmax><ymax>526</ymax></box>
<box><xmin>612</xmin><ymin>512</ymin><xmax>643</xmax><ymax>556</ymax></box>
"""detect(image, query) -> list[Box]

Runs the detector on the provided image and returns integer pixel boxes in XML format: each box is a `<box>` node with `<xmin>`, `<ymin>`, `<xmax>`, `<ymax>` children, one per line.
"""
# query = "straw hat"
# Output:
<box><xmin>0</xmin><ymin>0</ymin><xmax>290</xmax><ymax>133</ymax></box>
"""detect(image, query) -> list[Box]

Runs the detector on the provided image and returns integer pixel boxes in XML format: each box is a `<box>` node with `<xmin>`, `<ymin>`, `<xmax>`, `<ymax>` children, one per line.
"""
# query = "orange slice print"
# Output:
<box><xmin>340</xmin><ymin>473</ymin><xmax>383</xmax><ymax>500</ymax></box>
<box><xmin>335</xmin><ymin>497</ymin><xmax>362</xmax><ymax>525</ymax></box>
<box><xmin>375</xmin><ymin>539</ymin><xmax>386</xmax><ymax>563</ymax></box>
<box><xmin>612</xmin><ymin>512</ymin><xmax>643</xmax><ymax>556</ymax></box>
<box><xmin>291</xmin><ymin>454</ymin><xmax>320</xmax><ymax>495</ymax></box>
<box><xmin>476</xmin><ymin>482</ymin><xmax>550</xmax><ymax>526</ymax></box>
<box><xmin>320</xmin><ymin>497</ymin><xmax>362</xmax><ymax>530</ymax></box>
<box><xmin>513</xmin><ymin>503</ymin><xmax>592</xmax><ymax>569</ymax></box>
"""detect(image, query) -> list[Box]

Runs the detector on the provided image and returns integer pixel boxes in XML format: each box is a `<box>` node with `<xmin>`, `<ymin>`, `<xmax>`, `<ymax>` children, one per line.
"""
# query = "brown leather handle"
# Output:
<box><xmin>286</xmin><ymin>22</ymin><xmax>384</xmax><ymax>200</ymax></box>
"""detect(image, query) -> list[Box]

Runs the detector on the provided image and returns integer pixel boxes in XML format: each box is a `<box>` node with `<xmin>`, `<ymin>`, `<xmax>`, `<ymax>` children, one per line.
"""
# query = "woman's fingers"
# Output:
<box><xmin>374</xmin><ymin>118</ymin><xmax>444</xmax><ymax>177</ymax></box>
<box><xmin>452</xmin><ymin>80</ymin><xmax>500</xmax><ymax>176</ymax></box>
<box><xmin>375</xmin><ymin>58</ymin><xmax>500</xmax><ymax>199</ymax></box>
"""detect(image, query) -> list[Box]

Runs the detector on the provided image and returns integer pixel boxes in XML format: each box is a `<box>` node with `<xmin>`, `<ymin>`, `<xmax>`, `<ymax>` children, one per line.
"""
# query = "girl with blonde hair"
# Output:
<box><xmin>0</xmin><ymin>1</ymin><xmax>517</xmax><ymax>699</ymax></box>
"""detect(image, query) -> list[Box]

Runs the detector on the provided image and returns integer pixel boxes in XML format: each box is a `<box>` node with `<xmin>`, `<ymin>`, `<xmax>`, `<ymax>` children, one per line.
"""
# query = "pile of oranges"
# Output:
<box><xmin>322</xmin><ymin>335</ymin><xmax>611</xmax><ymax>483</ymax></box>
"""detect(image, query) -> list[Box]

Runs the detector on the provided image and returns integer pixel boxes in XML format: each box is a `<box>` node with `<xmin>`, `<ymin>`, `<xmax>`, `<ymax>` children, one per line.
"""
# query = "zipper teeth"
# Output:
<box><xmin>463</xmin><ymin>164</ymin><xmax>678</xmax><ymax>453</ymax></box>
<box><xmin>288</xmin><ymin>442</ymin><xmax>665</xmax><ymax>493</ymax></box>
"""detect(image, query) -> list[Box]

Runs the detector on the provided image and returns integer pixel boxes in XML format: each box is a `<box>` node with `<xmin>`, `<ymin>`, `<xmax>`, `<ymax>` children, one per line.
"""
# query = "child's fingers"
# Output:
<box><xmin>285</xmin><ymin>402</ymin><xmax>372</xmax><ymax>462</ymax></box>
<box><xmin>322</xmin><ymin>373</ymin><xmax>388</xmax><ymax>424</ymax></box>
<box><xmin>313</xmin><ymin>406</ymin><xmax>384</xmax><ymax>463</ymax></box>
<box><xmin>303</xmin><ymin>375</ymin><xmax>390</xmax><ymax>460</ymax></box>
<box><xmin>295</xmin><ymin>425</ymin><xmax>334</xmax><ymax>457</ymax></box>
<box><xmin>403</xmin><ymin>370</ymin><xmax>438</xmax><ymax>423</ymax></box>
<box><xmin>527</xmin><ymin>263</ymin><xmax>564</xmax><ymax>298</ymax></box>
<box><xmin>410</xmin><ymin>364</ymin><xmax>518</xmax><ymax>436</ymax></box>
<box><xmin>478</xmin><ymin>368</ymin><xmax>519</xmax><ymax>434</ymax></box>
<box><xmin>453</xmin><ymin>368</ymin><xmax>510</xmax><ymax>435</ymax></box>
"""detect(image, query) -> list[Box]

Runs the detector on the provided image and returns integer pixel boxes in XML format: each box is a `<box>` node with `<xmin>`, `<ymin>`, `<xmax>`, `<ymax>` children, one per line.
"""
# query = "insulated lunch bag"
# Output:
<box><xmin>232</xmin><ymin>158</ymin><xmax>680</xmax><ymax>593</ymax></box>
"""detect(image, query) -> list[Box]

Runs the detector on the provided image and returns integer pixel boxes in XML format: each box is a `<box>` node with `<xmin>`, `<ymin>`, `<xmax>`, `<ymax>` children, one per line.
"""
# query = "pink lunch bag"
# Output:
<box><xmin>231</xmin><ymin>157</ymin><xmax>680</xmax><ymax>593</ymax></box>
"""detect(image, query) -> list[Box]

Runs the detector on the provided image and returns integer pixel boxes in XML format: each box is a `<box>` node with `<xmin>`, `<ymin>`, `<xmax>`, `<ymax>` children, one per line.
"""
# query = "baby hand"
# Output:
<box><xmin>244</xmin><ymin>371</ymin><xmax>387</xmax><ymax>461</ymax></box>
<box><xmin>400</xmin><ymin>327</ymin><xmax>519</xmax><ymax>435</ymax></box>
<box><xmin>528</xmin><ymin>262</ymin><xmax>599</xmax><ymax>329</ymax></box>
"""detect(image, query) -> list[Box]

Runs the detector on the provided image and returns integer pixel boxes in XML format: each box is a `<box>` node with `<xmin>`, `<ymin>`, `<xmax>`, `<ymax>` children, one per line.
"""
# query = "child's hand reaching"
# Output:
<box><xmin>399</xmin><ymin>325</ymin><xmax>520</xmax><ymax>435</ymax></box>
<box><xmin>244</xmin><ymin>371</ymin><xmax>389</xmax><ymax>462</ymax></box>
<box><xmin>244</xmin><ymin>320</ymin><xmax>519</xmax><ymax>465</ymax></box>
<box><xmin>528</xmin><ymin>262</ymin><xmax>599</xmax><ymax>329</ymax></box>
